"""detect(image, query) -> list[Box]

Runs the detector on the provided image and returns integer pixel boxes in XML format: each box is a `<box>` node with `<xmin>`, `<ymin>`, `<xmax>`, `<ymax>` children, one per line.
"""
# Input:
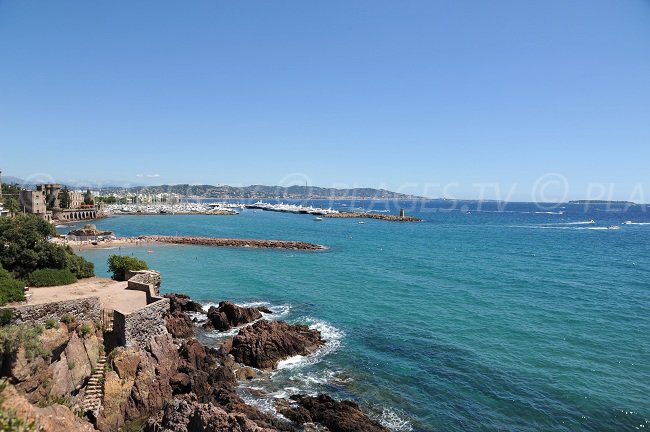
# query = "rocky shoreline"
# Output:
<box><xmin>142</xmin><ymin>235</ymin><xmax>326</xmax><ymax>250</ymax></box>
<box><xmin>325</xmin><ymin>212</ymin><xmax>422</xmax><ymax>222</ymax></box>
<box><xmin>0</xmin><ymin>293</ymin><xmax>388</xmax><ymax>432</ymax></box>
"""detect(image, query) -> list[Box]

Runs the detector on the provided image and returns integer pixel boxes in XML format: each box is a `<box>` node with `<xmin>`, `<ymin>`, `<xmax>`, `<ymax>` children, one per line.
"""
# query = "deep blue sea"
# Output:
<box><xmin>61</xmin><ymin>200</ymin><xmax>650</xmax><ymax>432</ymax></box>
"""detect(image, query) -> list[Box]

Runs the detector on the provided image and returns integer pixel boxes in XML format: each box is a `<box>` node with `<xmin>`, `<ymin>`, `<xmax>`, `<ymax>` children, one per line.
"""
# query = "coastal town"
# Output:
<box><xmin>0</xmin><ymin>171</ymin><xmax>421</xmax><ymax>225</ymax></box>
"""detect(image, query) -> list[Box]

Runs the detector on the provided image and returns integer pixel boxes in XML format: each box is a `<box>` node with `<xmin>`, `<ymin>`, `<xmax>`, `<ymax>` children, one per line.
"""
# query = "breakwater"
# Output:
<box><xmin>325</xmin><ymin>211</ymin><xmax>422</xmax><ymax>222</ymax></box>
<box><xmin>142</xmin><ymin>235</ymin><xmax>324</xmax><ymax>250</ymax></box>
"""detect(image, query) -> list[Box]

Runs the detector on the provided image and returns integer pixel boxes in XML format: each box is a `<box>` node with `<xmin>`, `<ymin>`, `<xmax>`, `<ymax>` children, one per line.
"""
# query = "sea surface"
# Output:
<box><xmin>62</xmin><ymin>200</ymin><xmax>650</xmax><ymax>431</ymax></box>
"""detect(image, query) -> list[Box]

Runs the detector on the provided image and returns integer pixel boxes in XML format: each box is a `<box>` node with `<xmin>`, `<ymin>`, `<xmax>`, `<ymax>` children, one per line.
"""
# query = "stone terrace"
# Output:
<box><xmin>26</xmin><ymin>277</ymin><xmax>148</xmax><ymax>314</ymax></box>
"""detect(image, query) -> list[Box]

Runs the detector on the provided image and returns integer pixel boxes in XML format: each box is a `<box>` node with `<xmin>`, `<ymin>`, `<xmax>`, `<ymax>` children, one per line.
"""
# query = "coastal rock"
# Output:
<box><xmin>204</xmin><ymin>301</ymin><xmax>264</xmax><ymax>331</ymax></box>
<box><xmin>166</xmin><ymin>311</ymin><xmax>196</xmax><ymax>338</ymax></box>
<box><xmin>64</xmin><ymin>331</ymin><xmax>92</xmax><ymax>390</ymax></box>
<box><xmin>231</xmin><ymin>320</ymin><xmax>323</xmax><ymax>370</ymax></box>
<box><xmin>0</xmin><ymin>382</ymin><xmax>95</xmax><ymax>432</ymax></box>
<box><xmin>97</xmin><ymin>334</ymin><xmax>180</xmax><ymax>432</ymax></box>
<box><xmin>164</xmin><ymin>293</ymin><xmax>205</xmax><ymax>314</ymax></box>
<box><xmin>143</xmin><ymin>393</ymin><xmax>279</xmax><ymax>432</ymax></box>
<box><xmin>288</xmin><ymin>394</ymin><xmax>388</xmax><ymax>432</ymax></box>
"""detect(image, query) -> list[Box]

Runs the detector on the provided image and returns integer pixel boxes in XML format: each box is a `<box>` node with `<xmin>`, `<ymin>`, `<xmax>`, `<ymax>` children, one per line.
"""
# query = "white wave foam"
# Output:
<box><xmin>624</xmin><ymin>222</ymin><xmax>650</xmax><ymax>226</ymax></box>
<box><xmin>375</xmin><ymin>407</ymin><xmax>414</xmax><ymax>432</ymax></box>
<box><xmin>534</xmin><ymin>211</ymin><xmax>564</xmax><ymax>215</ymax></box>
<box><xmin>276</xmin><ymin>317</ymin><xmax>344</xmax><ymax>371</ymax></box>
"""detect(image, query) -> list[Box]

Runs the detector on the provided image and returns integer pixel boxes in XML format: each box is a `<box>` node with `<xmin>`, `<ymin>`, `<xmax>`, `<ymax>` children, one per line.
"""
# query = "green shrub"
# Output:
<box><xmin>0</xmin><ymin>309</ymin><xmax>13</xmax><ymax>326</ymax></box>
<box><xmin>0</xmin><ymin>272</ymin><xmax>25</xmax><ymax>306</ymax></box>
<box><xmin>0</xmin><ymin>325</ymin><xmax>49</xmax><ymax>361</ymax></box>
<box><xmin>67</xmin><ymin>361</ymin><xmax>75</xmax><ymax>370</ymax></box>
<box><xmin>107</xmin><ymin>255</ymin><xmax>148</xmax><ymax>281</ymax></box>
<box><xmin>26</xmin><ymin>268</ymin><xmax>77</xmax><ymax>287</ymax></box>
<box><xmin>45</xmin><ymin>319</ymin><xmax>57</xmax><ymax>329</ymax></box>
<box><xmin>60</xmin><ymin>314</ymin><xmax>73</xmax><ymax>324</ymax></box>
<box><xmin>79</xmin><ymin>324</ymin><xmax>92</xmax><ymax>337</ymax></box>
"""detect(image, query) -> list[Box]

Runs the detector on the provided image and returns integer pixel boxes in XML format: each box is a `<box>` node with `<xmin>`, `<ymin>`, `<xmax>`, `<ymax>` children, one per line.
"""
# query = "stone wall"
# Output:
<box><xmin>112</xmin><ymin>269</ymin><xmax>169</xmax><ymax>351</ymax></box>
<box><xmin>112</xmin><ymin>298</ymin><xmax>170</xmax><ymax>351</ymax></box>
<box><xmin>126</xmin><ymin>270</ymin><xmax>161</xmax><ymax>297</ymax></box>
<box><xmin>0</xmin><ymin>297</ymin><xmax>100</xmax><ymax>325</ymax></box>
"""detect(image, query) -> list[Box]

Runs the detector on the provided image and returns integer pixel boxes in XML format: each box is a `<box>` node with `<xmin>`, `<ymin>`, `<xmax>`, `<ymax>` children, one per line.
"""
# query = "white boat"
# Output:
<box><xmin>313</xmin><ymin>217</ymin><xmax>323</xmax><ymax>221</ymax></box>
<box><xmin>588</xmin><ymin>219</ymin><xmax>595</xmax><ymax>224</ymax></box>
<box><xmin>357</xmin><ymin>221</ymin><xmax>365</xmax><ymax>224</ymax></box>
<box><xmin>623</xmin><ymin>221</ymin><xmax>632</xmax><ymax>225</ymax></box>
<box><xmin>608</xmin><ymin>225</ymin><xmax>621</xmax><ymax>230</ymax></box>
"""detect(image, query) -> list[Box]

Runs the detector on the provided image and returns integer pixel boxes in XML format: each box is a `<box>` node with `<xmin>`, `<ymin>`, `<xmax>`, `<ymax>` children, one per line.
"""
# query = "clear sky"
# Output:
<box><xmin>1</xmin><ymin>1</ymin><xmax>649</xmax><ymax>201</ymax></box>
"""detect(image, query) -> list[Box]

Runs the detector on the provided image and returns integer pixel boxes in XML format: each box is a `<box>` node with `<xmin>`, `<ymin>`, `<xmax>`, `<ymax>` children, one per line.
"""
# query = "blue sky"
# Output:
<box><xmin>1</xmin><ymin>1</ymin><xmax>649</xmax><ymax>201</ymax></box>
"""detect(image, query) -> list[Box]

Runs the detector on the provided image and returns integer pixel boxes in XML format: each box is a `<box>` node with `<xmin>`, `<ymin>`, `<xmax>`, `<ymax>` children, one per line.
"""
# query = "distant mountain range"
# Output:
<box><xmin>0</xmin><ymin>175</ymin><xmax>420</xmax><ymax>199</ymax></box>
<box><xmin>99</xmin><ymin>184</ymin><xmax>422</xmax><ymax>200</ymax></box>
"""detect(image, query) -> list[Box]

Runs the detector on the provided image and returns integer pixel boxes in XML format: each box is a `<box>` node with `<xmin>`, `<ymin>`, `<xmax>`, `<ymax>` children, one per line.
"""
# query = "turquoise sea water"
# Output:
<box><xmin>65</xmin><ymin>201</ymin><xmax>650</xmax><ymax>431</ymax></box>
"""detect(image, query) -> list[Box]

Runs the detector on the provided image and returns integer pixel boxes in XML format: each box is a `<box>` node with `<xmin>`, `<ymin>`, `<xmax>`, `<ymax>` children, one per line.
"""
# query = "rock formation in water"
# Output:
<box><xmin>229</xmin><ymin>320</ymin><xmax>323</xmax><ymax>370</ymax></box>
<box><xmin>204</xmin><ymin>301</ymin><xmax>270</xmax><ymax>331</ymax></box>
<box><xmin>281</xmin><ymin>394</ymin><xmax>389</xmax><ymax>432</ymax></box>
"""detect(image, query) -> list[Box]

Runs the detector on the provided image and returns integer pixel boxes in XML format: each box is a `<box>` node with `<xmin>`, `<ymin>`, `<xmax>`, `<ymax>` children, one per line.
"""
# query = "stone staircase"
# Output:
<box><xmin>82</xmin><ymin>353</ymin><xmax>107</xmax><ymax>418</ymax></box>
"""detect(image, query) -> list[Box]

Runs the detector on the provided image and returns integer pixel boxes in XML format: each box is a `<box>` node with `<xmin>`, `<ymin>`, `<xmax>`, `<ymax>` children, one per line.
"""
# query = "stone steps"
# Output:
<box><xmin>82</xmin><ymin>353</ymin><xmax>108</xmax><ymax>417</ymax></box>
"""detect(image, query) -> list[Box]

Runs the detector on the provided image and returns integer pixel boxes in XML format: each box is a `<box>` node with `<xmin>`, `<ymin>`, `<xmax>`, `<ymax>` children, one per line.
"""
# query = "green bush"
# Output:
<box><xmin>107</xmin><ymin>255</ymin><xmax>148</xmax><ymax>281</ymax></box>
<box><xmin>45</xmin><ymin>319</ymin><xmax>57</xmax><ymax>329</ymax></box>
<box><xmin>79</xmin><ymin>324</ymin><xmax>92</xmax><ymax>337</ymax></box>
<box><xmin>0</xmin><ymin>310</ymin><xmax>12</xmax><ymax>326</ymax></box>
<box><xmin>0</xmin><ymin>267</ymin><xmax>25</xmax><ymax>306</ymax></box>
<box><xmin>60</xmin><ymin>314</ymin><xmax>73</xmax><ymax>324</ymax></box>
<box><xmin>26</xmin><ymin>268</ymin><xmax>77</xmax><ymax>287</ymax></box>
<box><xmin>0</xmin><ymin>325</ymin><xmax>48</xmax><ymax>361</ymax></box>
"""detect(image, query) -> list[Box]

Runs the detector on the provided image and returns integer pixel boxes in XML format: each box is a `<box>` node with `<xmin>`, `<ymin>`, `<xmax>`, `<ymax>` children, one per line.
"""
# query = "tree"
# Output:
<box><xmin>83</xmin><ymin>189</ymin><xmax>94</xmax><ymax>206</ymax></box>
<box><xmin>59</xmin><ymin>187</ymin><xmax>71</xmax><ymax>209</ymax></box>
<box><xmin>107</xmin><ymin>255</ymin><xmax>148</xmax><ymax>281</ymax></box>
<box><xmin>0</xmin><ymin>214</ymin><xmax>94</xmax><ymax>279</ymax></box>
<box><xmin>0</xmin><ymin>183</ymin><xmax>22</xmax><ymax>215</ymax></box>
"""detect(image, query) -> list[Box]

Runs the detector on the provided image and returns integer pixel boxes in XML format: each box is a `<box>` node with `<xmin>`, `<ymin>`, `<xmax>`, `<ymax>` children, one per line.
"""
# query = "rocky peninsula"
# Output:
<box><xmin>0</xmin><ymin>282</ymin><xmax>388</xmax><ymax>432</ymax></box>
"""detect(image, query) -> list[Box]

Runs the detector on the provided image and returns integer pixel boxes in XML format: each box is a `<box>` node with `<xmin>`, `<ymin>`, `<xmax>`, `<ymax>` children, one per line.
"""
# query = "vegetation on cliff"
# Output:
<box><xmin>107</xmin><ymin>255</ymin><xmax>149</xmax><ymax>281</ymax></box>
<box><xmin>0</xmin><ymin>215</ymin><xmax>94</xmax><ymax>281</ymax></box>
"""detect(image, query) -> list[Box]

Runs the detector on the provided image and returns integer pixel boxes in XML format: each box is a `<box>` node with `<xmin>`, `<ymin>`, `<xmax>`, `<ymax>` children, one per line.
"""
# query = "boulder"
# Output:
<box><xmin>164</xmin><ymin>293</ymin><xmax>205</xmax><ymax>314</ymax></box>
<box><xmin>0</xmin><ymin>382</ymin><xmax>95</xmax><ymax>432</ymax></box>
<box><xmin>288</xmin><ymin>394</ymin><xmax>388</xmax><ymax>432</ymax></box>
<box><xmin>63</xmin><ymin>331</ymin><xmax>92</xmax><ymax>391</ymax></box>
<box><xmin>144</xmin><ymin>394</ymin><xmax>279</xmax><ymax>432</ymax></box>
<box><xmin>166</xmin><ymin>311</ymin><xmax>196</xmax><ymax>338</ymax></box>
<box><xmin>204</xmin><ymin>301</ymin><xmax>264</xmax><ymax>331</ymax></box>
<box><xmin>231</xmin><ymin>320</ymin><xmax>323</xmax><ymax>370</ymax></box>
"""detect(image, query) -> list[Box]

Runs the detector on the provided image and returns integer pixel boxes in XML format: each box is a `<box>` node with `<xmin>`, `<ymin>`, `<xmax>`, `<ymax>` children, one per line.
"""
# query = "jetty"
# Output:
<box><xmin>141</xmin><ymin>235</ymin><xmax>325</xmax><ymax>250</ymax></box>
<box><xmin>325</xmin><ymin>212</ymin><xmax>422</xmax><ymax>222</ymax></box>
